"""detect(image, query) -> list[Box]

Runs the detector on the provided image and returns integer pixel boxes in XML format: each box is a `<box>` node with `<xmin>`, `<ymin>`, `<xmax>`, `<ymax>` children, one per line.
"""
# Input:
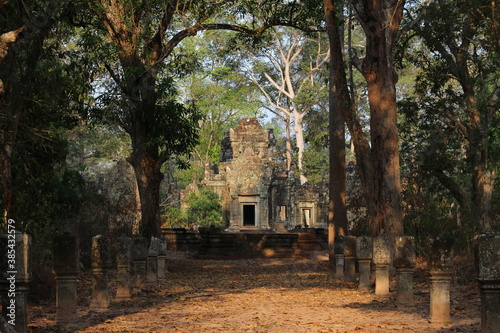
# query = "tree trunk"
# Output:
<box><xmin>128</xmin><ymin>151</ymin><xmax>164</xmax><ymax>242</ymax></box>
<box><xmin>0</xmin><ymin>148</ymin><xmax>14</xmax><ymax>225</ymax></box>
<box><xmin>354</xmin><ymin>0</ymin><xmax>405</xmax><ymax>237</ymax></box>
<box><xmin>465</xmin><ymin>86</ymin><xmax>495</xmax><ymax>231</ymax></box>
<box><xmin>293</xmin><ymin>111</ymin><xmax>307</xmax><ymax>184</ymax></box>
<box><xmin>324</xmin><ymin>0</ymin><xmax>349</xmax><ymax>261</ymax></box>
<box><xmin>285</xmin><ymin>114</ymin><xmax>292</xmax><ymax>171</ymax></box>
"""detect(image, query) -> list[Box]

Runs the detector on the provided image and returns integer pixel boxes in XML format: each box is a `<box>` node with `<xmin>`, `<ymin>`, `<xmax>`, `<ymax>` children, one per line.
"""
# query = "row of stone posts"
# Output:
<box><xmin>19</xmin><ymin>233</ymin><xmax>168</xmax><ymax>331</ymax></box>
<box><xmin>88</xmin><ymin>234</ymin><xmax>168</xmax><ymax>313</ymax></box>
<box><xmin>334</xmin><ymin>234</ymin><xmax>500</xmax><ymax>332</ymax></box>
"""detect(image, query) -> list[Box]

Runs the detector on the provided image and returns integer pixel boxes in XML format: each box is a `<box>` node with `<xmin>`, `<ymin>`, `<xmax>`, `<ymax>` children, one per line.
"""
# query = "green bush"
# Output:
<box><xmin>162</xmin><ymin>206</ymin><xmax>188</xmax><ymax>228</ymax></box>
<box><xmin>186</xmin><ymin>188</ymin><xmax>225</xmax><ymax>228</ymax></box>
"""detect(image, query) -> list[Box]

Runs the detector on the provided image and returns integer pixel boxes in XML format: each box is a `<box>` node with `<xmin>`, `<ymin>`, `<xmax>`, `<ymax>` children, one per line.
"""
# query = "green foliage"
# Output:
<box><xmin>162</xmin><ymin>206</ymin><xmax>188</xmax><ymax>229</ymax></box>
<box><xmin>398</xmin><ymin>0</ymin><xmax>500</xmax><ymax>245</ymax></box>
<box><xmin>0</xmin><ymin>0</ymin><xmax>91</xmax><ymax>267</ymax></box>
<box><xmin>185</xmin><ymin>188</ymin><xmax>225</xmax><ymax>228</ymax></box>
<box><xmin>174</xmin><ymin>30</ymin><xmax>264</xmax><ymax>187</ymax></box>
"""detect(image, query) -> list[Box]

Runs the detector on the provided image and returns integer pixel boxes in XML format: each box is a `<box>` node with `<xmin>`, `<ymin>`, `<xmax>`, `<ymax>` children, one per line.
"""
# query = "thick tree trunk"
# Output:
<box><xmin>465</xmin><ymin>87</ymin><xmax>495</xmax><ymax>231</ymax></box>
<box><xmin>366</xmin><ymin>73</ymin><xmax>403</xmax><ymax>236</ymax></box>
<box><xmin>128</xmin><ymin>152</ymin><xmax>164</xmax><ymax>241</ymax></box>
<box><xmin>0</xmin><ymin>25</ymin><xmax>24</xmax><ymax>228</ymax></box>
<box><xmin>324</xmin><ymin>0</ymin><xmax>349</xmax><ymax>261</ymax></box>
<box><xmin>354</xmin><ymin>0</ymin><xmax>405</xmax><ymax>237</ymax></box>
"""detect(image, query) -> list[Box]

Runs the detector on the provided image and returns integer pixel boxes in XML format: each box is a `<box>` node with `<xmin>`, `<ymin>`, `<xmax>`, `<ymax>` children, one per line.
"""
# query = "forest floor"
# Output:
<box><xmin>27</xmin><ymin>251</ymin><xmax>481</xmax><ymax>333</ymax></box>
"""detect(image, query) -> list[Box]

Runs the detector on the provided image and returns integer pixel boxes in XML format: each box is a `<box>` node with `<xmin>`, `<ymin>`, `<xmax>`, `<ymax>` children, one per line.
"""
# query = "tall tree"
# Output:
<box><xmin>83</xmin><ymin>0</ymin><xmax>322</xmax><ymax>240</ymax></box>
<box><xmin>174</xmin><ymin>30</ymin><xmax>263</xmax><ymax>187</ymax></box>
<box><xmin>401</xmin><ymin>0</ymin><xmax>499</xmax><ymax>232</ymax></box>
<box><xmin>324</xmin><ymin>0</ymin><xmax>406</xmax><ymax>237</ymax></box>
<box><xmin>351</xmin><ymin>0</ymin><xmax>405</xmax><ymax>236</ymax></box>
<box><xmin>244</xmin><ymin>28</ymin><xmax>329</xmax><ymax>184</ymax></box>
<box><xmin>0</xmin><ymin>0</ymin><xmax>84</xmax><ymax>228</ymax></box>
<box><xmin>0</xmin><ymin>0</ymin><xmax>24</xmax><ymax>224</ymax></box>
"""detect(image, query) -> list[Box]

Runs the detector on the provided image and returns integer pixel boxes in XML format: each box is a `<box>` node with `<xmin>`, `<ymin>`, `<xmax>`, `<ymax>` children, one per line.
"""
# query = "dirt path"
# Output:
<box><xmin>28</xmin><ymin>252</ymin><xmax>480</xmax><ymax>332</ymax></box>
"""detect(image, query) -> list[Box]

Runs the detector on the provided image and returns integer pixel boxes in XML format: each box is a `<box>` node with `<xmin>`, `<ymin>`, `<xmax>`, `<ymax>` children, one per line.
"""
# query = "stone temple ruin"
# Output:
<box><xmin>182</xmin><ymin>117</ymin><xmax>329</xmax><ymax>232</ymax></box>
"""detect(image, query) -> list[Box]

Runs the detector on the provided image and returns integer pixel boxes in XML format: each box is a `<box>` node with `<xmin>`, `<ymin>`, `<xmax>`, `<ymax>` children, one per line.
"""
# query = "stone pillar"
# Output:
<box><xmin>334</xmin><ymin>235</ymin><xmax>345</xmax><ymax>280</ymax></box>
<box><xmin>356</xmin><ymin>236</ymin><xmax>372</xmax><ymax>290</ymax></box>
<box><xmin>475</xmin><ymin>233</ymin><xmax>500</xmax><ymax>333</ymax></box>
<box><xmin>428</xmin><ymin>237</ymin><xmax>454</xmax><ymax>325</ymax></box>
<box><xmin>53</xmin><ymin>233</ymin><xmax>79</xmax><ymax>324</ymax></box>
<box><xmin>344</xmin><ymin>236</ymin><xmax>357</xmax><ymax>282</ymax></box>
<box><xmin>115</xmin><ymin>235</ymin><xmax>132</xmax><ymax>301</ymax></box>
<box><xmin>0</xmin><ymin>231</ymin><xmax>31</xmax><ymax>333</ymax></box>
<box><xmin>89</xmin><ymin>235</ymin><xmax>111</xmax><ymax>312</ymax></box>
<box><xmin>145</xmin><ymin>237</ymin><xmax>160</xmax><ymax>290</ymax></box>
<box><xmin>394</xmin><ymin>236</ymin><xmax>416</xmax><ymax>305</ymax></box>
<box><xmin>157</xmin><ymin>238</ymin><xmax>167</xmax><ymax>281</ymax></box>
<box><xmin>373</xmin><ymin>235</ymin><xmax>391</xmax><ymax>297</ymax></box>
<box><xmin>132</xmin><ymin>236</ymin><xmax>147</xmax><ymax>289</ymax></box>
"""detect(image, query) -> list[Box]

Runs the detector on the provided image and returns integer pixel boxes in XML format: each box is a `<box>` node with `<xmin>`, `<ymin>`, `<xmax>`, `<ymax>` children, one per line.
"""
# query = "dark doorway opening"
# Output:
<box><xmin>243</xmin><ymin>205</ymin><xmax>256</xmax><ymax>226</ymax></box>
<box><xmin>302</xmin><ymin>209</ymin><xmax>311</xmax><ymax>227</ymax></box>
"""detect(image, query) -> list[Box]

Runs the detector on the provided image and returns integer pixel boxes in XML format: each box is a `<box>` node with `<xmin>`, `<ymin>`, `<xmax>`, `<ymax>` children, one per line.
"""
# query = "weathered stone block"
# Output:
<box><xmin>91</xmin><ymin>235</ymin><xmax>111</xmax><ymax>269</ymax></box>
<box><xmin>475</xmin><ymin>233</ymin><xmax>500</xmax><ymax>333</ymax></box>
<box><xmin>344</xmin><ymin>236</ymin><xmax>357</xmax><ymax>258</ymax></box>
<box><xmin>394</xmin><ymin>236</ymin><xmax>416</xmax><ymax>304</ymax></box>
<box><xmin>90</xmin><ymin>235</ymin><xmax>110</xmax><ymax>311</ymax></box>
<box><xmin>116</xmin><ymin>235</ymin><xmax>132</xmax><ymax>301</ymax></box>
<box><xmin>373</xmin><ymin>235</ymin><xmax>391</xmax><ymax>297</ymax></box>
<box><xmin>145</xmin><ymin>237</ymin><xmax>161</xmax><ymax>289</ymax></box>
<box><xmin>53</xmin><ymin>233</ymin><xmax>79</xmax><ymax>324</ymax></box>
<box><xmin>344</xmin><ymin>236</ymin><xmax>357</xmax><ymax>282</ymax></box>
<box><xmin>428</xmin><ymin>237</ymin><xmax>454</xmax><ymax>273</ymax></box>
<box><xmin>132</xmin><ymin>236</ymin><xmax>147</xmax><ymax>289</ymax></box>
<box><xmin>475</xmin><ymin>233</ymin><xmax>500</xmax><ymax>281</ymax></box>
<box><xmin>334</xmin><ymin>235</ymin><xmax>344</xmax><ymax>255</ymax></box>
<box><xmin>394</xmin><ymin>236</ymin><xmax>416</xmax><ymax>269</ymax></box>
<box><xmin>428</xmin><ymin>237</ymin><xmax>454</xmax><ymax>324</ymax></box>
<box><xmin>53</xmin><ymin>233</ymin><xmax>79</xmax><ymax>276</ymax></box>
<box><xmin>356</xmin><ymin>236</ymin><xmax>372</xmax><ymax>260</ymax></box>
<box><xmin>372</xmin><ymin>235</ymin><xmax>391</xmax><ymax>265</ymax></box>
<box><xmin>356</xmin><ymin>236</ymin><xmax>372</xmax><ymax>290</ymax></box>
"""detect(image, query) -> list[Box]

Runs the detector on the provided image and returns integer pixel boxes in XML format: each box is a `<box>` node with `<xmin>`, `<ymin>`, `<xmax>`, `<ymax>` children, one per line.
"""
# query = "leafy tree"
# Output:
<box><xmin>186</xmin><ymin>188</ymin><xmax>224</xmax><ymax>228</ymax></box>
<box><xmin>79</xmin><ymin>0</ymin><xmax>324</xmax><ymax>241</ymax></box>
<box><xmin>325</xmin><ymin>0</ymin><xmax>412</xmax><ymax>238</ymax></box>
<box><xmin>243</xmin><ymin>27</ymin><xmax>329</xmax><ymax>184</ymax></box>
<box><xmin>0</xmin><ymin>0</ymin><xmax>88</xmax><ymax>233</ymax></box>
<box><xmin>399</xmin><ymin>0</ymin><xmax>500</xmax><ymax>232</ymax></box>
<box><xmin>173</xmin><ymin>30</ymin><xmax>264</xmax><ymax>188</ymax></box>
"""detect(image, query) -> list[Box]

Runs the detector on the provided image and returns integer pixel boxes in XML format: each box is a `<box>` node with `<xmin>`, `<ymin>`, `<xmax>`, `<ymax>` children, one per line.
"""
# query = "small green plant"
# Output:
<box><xmin>162</xmin><ymin>206</ymin><xmax>188</xmax><ymax>228</ymax></box>
<box><xmin>186</xmin><ymin>188</ymin><xmax>225</xmax><ymax>228</ymax></box>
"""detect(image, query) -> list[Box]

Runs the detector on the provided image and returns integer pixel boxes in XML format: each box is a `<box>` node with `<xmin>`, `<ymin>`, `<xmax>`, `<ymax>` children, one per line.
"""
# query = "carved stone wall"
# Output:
<box><xmin>184</xmin><ymin>118</ymin><xmax>329</xmax><ymax>231</ymax></box>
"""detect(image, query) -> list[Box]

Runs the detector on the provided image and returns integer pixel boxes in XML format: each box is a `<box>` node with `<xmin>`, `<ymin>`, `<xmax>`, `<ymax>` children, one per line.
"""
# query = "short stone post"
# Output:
<box><xmin>0</xmin><ymin>231</ymin><xmax>31</xmax><ymax>333</ymax></box>
<box><xmin>428</xmin><ymin>237</ymin><xmax>454</xmax><ymax>325</ymax></box>
<box><xmin>344</xmin><ymin>236</ymin><xmax>357</xmax><ymax>282</ymax></box>
<box><xmin>89</xmin><ymin>235</ymin><xmax>111</xmax><ymax>312</ymax></box>
<box><xmin>157</xmin><ymin>238</ymin><xmax>167</xmax><ymax>280</ymax></box>
<box><xmin>373</xmin><ymin>235</ymin><xmax>391</xmax><ymax>297</ymax></box>
<box><xmin>394</xmin><ymin>236</ymin><xmax>416</xmax><ymax>305</ymax></box>
<box><xmin>145</xmin><ymin>237</ymin><xmax>160</xmax><ymax>290</ymax></box>
<box><xmin>356</xmin><ymin>236</ymin><xmax>372</xmax><ymax>290</ymax></box>
<box><xmin>334</xmin><ymin>235</ymin><xmax>345</xmax><ymax>280</ymax></box>
<box><xmin>132</xmin><ymin>236</ymin><xmax>147</xmax><ymax>289</ymax></box>
<box><xmin>115</xmin><ymin>235</ymin><xmax>132</xmax><ymax>301</ymax></box>
<box><xmin>53</xmin><ymin>233</ymin><xmax>79</xmax><ymax>324</ymax></box>
<box><xmin>475</xmin><ymin>233</ymin><xmax>500</xmax><ymax>333</ymax></box>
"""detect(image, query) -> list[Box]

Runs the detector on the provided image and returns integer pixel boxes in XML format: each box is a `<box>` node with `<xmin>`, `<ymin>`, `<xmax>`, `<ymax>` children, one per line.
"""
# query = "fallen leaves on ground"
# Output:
<box><xmin>28</xmin><ymin>252</ymin><xmax>480</xmax><ymax>333</ymax></box>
